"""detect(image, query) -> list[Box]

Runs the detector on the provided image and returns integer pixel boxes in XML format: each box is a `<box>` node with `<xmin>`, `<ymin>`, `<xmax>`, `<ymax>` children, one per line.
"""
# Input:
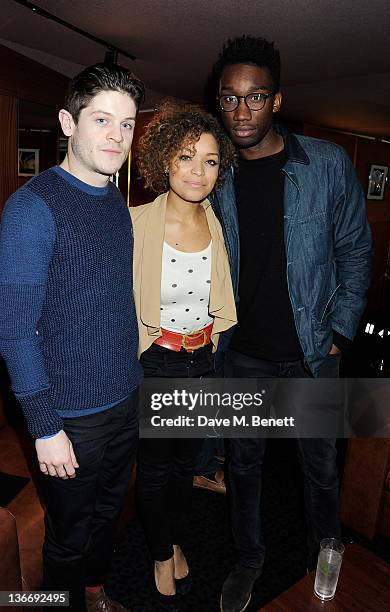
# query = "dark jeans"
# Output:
<box><xmin>140</xmin><ymin>342</ymin><xmax>214</xmax><ymax>378</ymax></box>
<box><xmin>41</xmin><ymin>392</ymin><xmax>139</xmax><ymax>611</ymax></box>
<box><xmin>137</xmin><ymin>343</ymin><xmax>212</xmax><ymax>561</ymax></box>
<box><xmin>224</xmin><ymin>349</ymin><xmax>341</xmax><ymax>570</ymax></box>
<box><xmin>194</xmin><ymin>437</ymin><xmax>225</xmax><ymax>475</ymax></box>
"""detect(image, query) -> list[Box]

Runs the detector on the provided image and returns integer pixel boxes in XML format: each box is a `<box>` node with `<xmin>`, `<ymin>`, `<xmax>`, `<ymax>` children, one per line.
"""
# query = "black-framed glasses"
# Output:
<box><xmin>218</xmin><ymin>92</ymin><xmax>274</xmax><ymax>112</ymax></box>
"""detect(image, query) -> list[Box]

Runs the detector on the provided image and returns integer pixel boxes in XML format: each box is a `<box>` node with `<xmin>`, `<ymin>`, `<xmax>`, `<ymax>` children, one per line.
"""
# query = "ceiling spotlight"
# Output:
<box><xmin>13</xmin><ymin>1</ymin><xmax>135</xmax><ymax>61</ymax></box>
<box><xmin>104</xmin><ymin>48</ymin><xmax>118</xmax><ymax>65</ymax></box>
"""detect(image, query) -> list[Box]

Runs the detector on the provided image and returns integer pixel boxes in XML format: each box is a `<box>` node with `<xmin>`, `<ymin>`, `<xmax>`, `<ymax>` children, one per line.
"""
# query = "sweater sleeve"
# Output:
<box><xmin>0</xmin><ymin>187</ymin><xmax>64</xmax><ymax>438</ymax></box>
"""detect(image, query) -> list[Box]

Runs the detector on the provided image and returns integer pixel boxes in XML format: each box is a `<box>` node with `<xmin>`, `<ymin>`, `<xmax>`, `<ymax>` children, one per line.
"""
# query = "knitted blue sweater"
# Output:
<box><xmin>0</xmin><ymin>167</ymin><xmax>142</xmax><ymax>438</ymax></box>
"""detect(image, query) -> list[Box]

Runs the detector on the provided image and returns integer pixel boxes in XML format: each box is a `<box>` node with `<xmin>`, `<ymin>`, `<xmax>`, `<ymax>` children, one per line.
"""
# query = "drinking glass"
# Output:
<box><xmin>314</xmin><ymin>538</ymin><xmax>345</xmax><ymax>601</ymax></box>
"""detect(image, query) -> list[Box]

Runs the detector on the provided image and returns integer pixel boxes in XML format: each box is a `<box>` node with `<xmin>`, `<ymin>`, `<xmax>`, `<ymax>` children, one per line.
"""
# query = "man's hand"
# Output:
<box><xmin>329</xmin><ymin>344</ymin><xmax>341</xmax><ymax>355</ymax></box>
<box><xmin>35</xmin><ymin>430</ymin><xmax>79</xmax><ymax>479</ymax></box>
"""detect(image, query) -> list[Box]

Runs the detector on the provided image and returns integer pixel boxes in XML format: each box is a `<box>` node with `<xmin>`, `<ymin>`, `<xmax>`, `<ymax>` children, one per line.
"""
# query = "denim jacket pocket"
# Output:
<box><xmin>312</xmin><ymin>316</ymin><xmax>332</xmax><ymax>353</ymax></box>
<box><xmin>298</xmin><ymin>213</ymin><xmax>332</xmax><ymax>265</ymax></box>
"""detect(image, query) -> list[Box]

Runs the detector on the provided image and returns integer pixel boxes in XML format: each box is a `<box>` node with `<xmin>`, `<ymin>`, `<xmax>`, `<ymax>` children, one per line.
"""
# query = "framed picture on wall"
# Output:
<box><xmin>18</xmin><ymin>148</ymin><xmax>39</xmax><ymax>177</ymax></box>
<box><xmin>367</xmin><ymin>164</ymin><xmax>388</xmax><ymax>200</ymax></box>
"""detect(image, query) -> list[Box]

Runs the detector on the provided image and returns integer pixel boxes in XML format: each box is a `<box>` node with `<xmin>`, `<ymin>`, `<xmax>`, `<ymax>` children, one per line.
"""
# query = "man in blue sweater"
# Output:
<box><xmin>0</xmin><ymin>63</ymin><xmax>144</xmax><ymax>612</ymax></box>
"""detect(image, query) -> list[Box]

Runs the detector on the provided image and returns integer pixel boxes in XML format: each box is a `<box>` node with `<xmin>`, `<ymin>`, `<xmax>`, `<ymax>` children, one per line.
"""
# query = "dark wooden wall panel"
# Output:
<box><xmin>0</xmin><ymin>95</ymin><xmax>18</xmax><ymax>213</ymax></box>
<box><xmin>303</xmin><ymin>124</ymin><xmax>357</xmax><ymax>162</ymax></box>
<box><xmin>303</xmin><ymin>124</ymin><xmax>390</xmax><ymax>315</ymax></box>
<box><xmin>0</xmin><ymin>45</ymin><xmax>69</xmax><ymax>108</ymax></box>
<box><xmin>120</xmin><ymin>110</ymin><xmax>156</xmax><ymax>206</ymax></box>
<box><xmin>0</xmin><ymin>45</ymin><xmax>69</xmax><ymax>213</ymax></box>
<box><xmin>17</xmin><ymin>130</ymin><xmax>59</xmax><ymax>189</ymax></box>
<box><xmin>356</xmin><ymin>139</ymin><xmax>390</xmax><ymax>315</ymax></box>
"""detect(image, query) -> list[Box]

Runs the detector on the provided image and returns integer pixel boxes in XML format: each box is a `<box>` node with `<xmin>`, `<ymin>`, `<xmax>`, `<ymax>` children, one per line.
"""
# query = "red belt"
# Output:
<box><xmin>154</xmin><ymin>323</ymin><xmax>213</xmax><ymax>353</ymax></box>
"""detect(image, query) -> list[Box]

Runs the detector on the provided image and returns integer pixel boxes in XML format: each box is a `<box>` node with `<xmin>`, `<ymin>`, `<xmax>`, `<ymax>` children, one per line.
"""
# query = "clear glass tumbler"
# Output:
<box><xmin>314</xmin><ymin>538</ymin><xmax>345</xmax><ymax>601</ymax></box>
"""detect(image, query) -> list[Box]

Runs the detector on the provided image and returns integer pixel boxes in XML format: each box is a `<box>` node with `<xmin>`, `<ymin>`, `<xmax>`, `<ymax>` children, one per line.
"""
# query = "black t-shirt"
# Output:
<box><xmin>230</xmin><ymin>149</ymin><xmax>303</xmax><ymax>361</ymax></box>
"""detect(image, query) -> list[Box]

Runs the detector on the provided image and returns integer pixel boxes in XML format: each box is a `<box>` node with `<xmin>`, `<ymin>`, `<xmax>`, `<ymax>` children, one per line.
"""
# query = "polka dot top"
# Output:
<box><xmin>160</xmin><ymin>241</ymin><xmax>213</xmax><ymax>333</ymax></box>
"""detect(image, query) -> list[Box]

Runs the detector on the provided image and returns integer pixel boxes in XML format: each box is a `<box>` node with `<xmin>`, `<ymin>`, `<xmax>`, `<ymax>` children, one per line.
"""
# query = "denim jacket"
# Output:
<box><xmin>211</xmin><ymin>125</ymin><xmax>372</xmax><ymax>376</ymax></box>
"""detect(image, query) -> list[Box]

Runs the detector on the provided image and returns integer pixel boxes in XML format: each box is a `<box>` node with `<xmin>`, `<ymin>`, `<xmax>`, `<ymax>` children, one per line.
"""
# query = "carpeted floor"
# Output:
<box><xmin>106</xmin><ymin>439</ymin><xmax>390</xmax><ymax>611</ymax></box>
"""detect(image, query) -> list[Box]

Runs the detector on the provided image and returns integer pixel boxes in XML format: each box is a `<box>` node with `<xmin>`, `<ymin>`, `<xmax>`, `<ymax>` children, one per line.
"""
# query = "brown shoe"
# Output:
<box><xmin>85</xmin><ymin>587</ymin><xmax>130</xmax><ymax>612</ymax></box>
<box><xmin>193</xmin><ymin>470</ymin><xmax>226</xmax><ymax>494</ymax></box>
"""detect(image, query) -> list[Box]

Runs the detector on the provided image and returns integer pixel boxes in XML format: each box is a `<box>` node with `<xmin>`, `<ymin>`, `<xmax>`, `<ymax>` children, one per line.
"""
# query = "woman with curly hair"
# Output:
<box><xmin>131</xmin><ymin>102</ymin><xmax>237</xmax><ymax>611</ymax></box>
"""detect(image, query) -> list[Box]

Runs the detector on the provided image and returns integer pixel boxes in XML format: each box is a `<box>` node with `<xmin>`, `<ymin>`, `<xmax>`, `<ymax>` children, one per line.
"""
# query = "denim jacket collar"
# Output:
<box><xmin>274</xmin><ymin>124</ymin><xmax>310</xmax><ymax>166</ymax></box>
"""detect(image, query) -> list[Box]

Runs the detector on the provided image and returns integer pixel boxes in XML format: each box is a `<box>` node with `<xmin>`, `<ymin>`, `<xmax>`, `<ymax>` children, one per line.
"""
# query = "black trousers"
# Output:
<box><xmin>41</xmin><ymin>392</ymin><xmax>139</xmax><ymax>611</ymax></box>
<box><xmin>224</xmin><ymin>349</ymin><xmax>341</xmax><ymax>571</ymax></box>
<box><xmin>137</xmin><ymin>343</ymin><xmax>212</xmax><ymax>561</ymax></box>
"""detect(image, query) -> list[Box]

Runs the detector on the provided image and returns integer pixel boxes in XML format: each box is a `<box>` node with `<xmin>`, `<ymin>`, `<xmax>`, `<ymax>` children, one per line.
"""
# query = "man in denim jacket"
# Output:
<box><xmin>212</xmin><ymin>36</ymin><xmax>372</xmax><ymax>612</ymax></box>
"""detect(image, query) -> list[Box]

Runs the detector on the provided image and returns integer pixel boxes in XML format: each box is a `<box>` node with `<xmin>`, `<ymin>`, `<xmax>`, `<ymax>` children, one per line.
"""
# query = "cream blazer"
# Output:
<box><xmin>130</xmin><ymin>192</ymin><xmax>237</xmax><ymax>357</ymax></box>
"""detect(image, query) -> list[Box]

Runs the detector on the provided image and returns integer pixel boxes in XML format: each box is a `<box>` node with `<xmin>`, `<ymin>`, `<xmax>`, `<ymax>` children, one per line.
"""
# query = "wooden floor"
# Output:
<box><xmin>262</xmin><ymin>543</ymin><xmax>390</xmax><ymax>611</ymax></box>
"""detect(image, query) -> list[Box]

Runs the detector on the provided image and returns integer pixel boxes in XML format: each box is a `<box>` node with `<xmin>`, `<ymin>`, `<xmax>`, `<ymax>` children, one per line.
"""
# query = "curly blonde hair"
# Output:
<box><xmin>137</xmin><ymin>100</ymin><xmax>236</xmax><ymax>193</ymax></box>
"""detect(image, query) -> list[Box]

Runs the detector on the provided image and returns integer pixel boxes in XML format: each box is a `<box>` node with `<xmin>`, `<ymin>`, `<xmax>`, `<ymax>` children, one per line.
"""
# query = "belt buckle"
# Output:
<box><xmin>182</xmin><ymin>329</ymin><xmax>206</xmax><ymax>352</ymax></box>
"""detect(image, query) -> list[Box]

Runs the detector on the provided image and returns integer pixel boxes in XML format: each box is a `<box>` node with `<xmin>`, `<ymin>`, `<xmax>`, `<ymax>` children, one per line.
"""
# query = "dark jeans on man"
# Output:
<box><xmin>41</xmin><ymin>391</ymin><xmax>139</xmax><ymax>611</ymax></box>
<box><xmin>194</xmin><ymin>437</ymin><xmax>225</xmax><ymax>475</ymax></box>
<box><xmin>224</xmin><ymin>349</ymin><xmax>341</xmax><ymax>571</ymax></box>
<box><xmin>137</xmin><ymin>343</ymin><xmax>212</xmax><ymax>561</ymax></box>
